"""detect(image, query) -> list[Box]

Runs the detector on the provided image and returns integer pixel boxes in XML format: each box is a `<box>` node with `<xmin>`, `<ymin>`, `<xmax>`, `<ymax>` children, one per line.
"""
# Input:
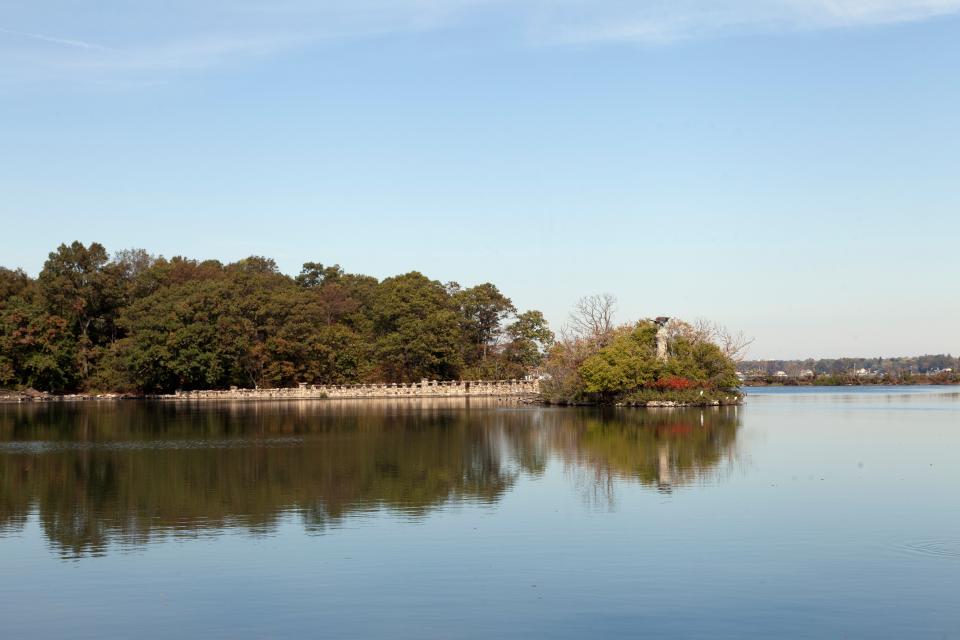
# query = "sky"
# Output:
<box><xmin>0</xmin><ymin>0</ymin><xmax>958</xmax><ymax>359</ymax></box>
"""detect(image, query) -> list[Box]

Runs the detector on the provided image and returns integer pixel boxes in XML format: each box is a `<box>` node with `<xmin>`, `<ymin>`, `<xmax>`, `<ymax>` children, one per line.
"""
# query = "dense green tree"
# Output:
<box><xmin>453</xmin><ymin>283</ymin><xmax>516</xmax><ymax>364</ymax></box>
<box><xmin>1</xmin><ymin>242</ymin><xmax>557</xmax><ymax>392</ymax></box>
<box><xmin>119</xmin><ymin>279</ymin><xmax>255</xmax><ymax>391</ymax></box>
<box><xmin>0</xmin><ymin>267</ymin><xmax>31</xmax><ymax>302</ymax></box>
<box><xmin>260</xmin><ymin>293</ymin><xmax>369</xmax><ymax>386</ymax></box>
<box><xmin>0</xmin><ymin>295</ymin><xmax>77</xmax><ymax>391</ymax></box>
<box><xmin>35</xmin><ymin>242</ymin><xmax>132</xmax><ymax>381</ymax></box>
<box><xmin>295</xmin><ymin>262</ymin><xmax>344</xmax><ymax>288</ymax></box>
<box><xmin>373</xmin><ymin>272</ymin><xmax>465</xmax><ymax>381</ymax></box>
<box><xmin>147</xmin><ymin>256</ymin><xmax>225</xmax><ymax>288</ymax></box>
<box><xmin>579</xmin><ymin>323</ymin><xmax>661</xmax><ymax>395</ymax></box>
<box><xmin>107</xmin><ymin>248</ymin><xmax>159</xmax><ymax>303</ymax></box>
<box><xmin>666</xmin><ymin>337</ymin><xmax>739</xmax><ymax>389</ymax></box>
<box><xmin>38</xmin><ymin>242</ymin><xmax>114</xmax><ymax>339</ymax></box>
<box><xmin>503</xmin><ymin>310</ymin><xmax>555</xmax><ymax>370</ymax></box>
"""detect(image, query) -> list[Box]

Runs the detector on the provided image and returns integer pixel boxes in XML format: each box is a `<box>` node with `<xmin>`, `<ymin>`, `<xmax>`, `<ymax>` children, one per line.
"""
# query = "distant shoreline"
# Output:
<box><xmin>741</xmin><ymin>378</ymin><xmax>960</xmax><ymax>387</ymax></box>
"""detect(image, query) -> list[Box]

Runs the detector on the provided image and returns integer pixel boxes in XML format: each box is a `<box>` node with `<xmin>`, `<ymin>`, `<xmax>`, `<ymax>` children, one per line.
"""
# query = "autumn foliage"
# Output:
<box><xmin>650</xmin><ymin>376</ymin><xmax>695</xmax><ymax>391</ymax></box>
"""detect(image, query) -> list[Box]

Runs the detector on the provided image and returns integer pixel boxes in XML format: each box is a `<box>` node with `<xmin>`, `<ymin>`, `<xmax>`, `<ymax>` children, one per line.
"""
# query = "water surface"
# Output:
<box><xmin>1</xmin><ymin>388</ymin><xmax>958</xmax><ymax>638</ymax></box>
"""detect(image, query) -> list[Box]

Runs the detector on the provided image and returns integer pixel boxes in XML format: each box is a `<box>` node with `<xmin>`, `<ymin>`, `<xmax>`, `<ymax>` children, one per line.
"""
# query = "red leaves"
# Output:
<box><xmin>650</xmin><ymin>375</ymin><xmax>694</xmax><ymax>391</ymax></box>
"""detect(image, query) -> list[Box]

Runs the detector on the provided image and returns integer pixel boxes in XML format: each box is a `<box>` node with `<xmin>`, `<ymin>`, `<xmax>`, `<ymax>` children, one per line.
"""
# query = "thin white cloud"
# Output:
<box><xmin>0</xmin><ymin>26</ymin><xmax>110</xmax><ymax>51</ymax></box>
<box><xmin>1</xmin><ymin>0</ymin><xmax>959</xmax><ymax>79</ymax></box>
<box><xmin>66</xmin><ymin>34</ymin><xmax>309</xmax><ymax>73</ymax></box>
<box><xmin>533</xmin><ymin>0</ymin><xmax>960</xmax><ymax>44</ymax></box>
<box><xmin>0</xmin><ymin>1</ymin><xmax>478</xmax><ymax>77</ymax></box>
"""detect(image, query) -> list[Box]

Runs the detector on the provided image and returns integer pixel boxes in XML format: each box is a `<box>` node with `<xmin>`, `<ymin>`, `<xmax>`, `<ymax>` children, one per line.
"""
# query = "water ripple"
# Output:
<box><xmin>901</xmin><ymin>539</ymin><xmax>960</xmax><ymax>559</ymax></box>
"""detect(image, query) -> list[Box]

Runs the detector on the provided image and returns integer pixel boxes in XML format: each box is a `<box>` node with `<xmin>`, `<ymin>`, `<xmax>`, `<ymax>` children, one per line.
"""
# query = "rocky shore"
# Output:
<box><xmin>540</xmin><ymin>398</ymin><xmax>744</xmax><ymax>408</ymax></box>
<box><xmin>621</xmin><ymin>398</ymin><xmax>744</xmax><ymax>408</ymax></box>
<box><xmin>0</xmin><ymin>389</ymin><xmax>135</xmax><ymax>403</ymax></box>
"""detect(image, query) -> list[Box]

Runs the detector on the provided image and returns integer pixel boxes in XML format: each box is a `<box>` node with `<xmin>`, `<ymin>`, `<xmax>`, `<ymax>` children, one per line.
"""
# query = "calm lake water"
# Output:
<box><xmin>1</xmin><ymin>387</ymin><xmax>958</xmax><ymax>639</ymax></box>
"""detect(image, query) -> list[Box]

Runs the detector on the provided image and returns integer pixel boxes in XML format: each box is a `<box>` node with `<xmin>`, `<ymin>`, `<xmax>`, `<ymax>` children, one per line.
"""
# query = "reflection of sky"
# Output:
<box><xmin>2</xmin><ymin>389</ymin><xmax>959</xmax><ymax>638</ymax></box>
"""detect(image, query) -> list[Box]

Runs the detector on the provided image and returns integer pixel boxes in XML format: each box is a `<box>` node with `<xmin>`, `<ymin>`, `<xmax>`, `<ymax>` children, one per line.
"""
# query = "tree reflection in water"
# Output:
<box><xmin>545</xmin><ymin>408</ymin><xmax>742</xmax><ymax>507</ymax></box>
<box><xmin>0</xmin><ymin>401</ymin><xmax>740</xmax><ymax>557</ymax></box>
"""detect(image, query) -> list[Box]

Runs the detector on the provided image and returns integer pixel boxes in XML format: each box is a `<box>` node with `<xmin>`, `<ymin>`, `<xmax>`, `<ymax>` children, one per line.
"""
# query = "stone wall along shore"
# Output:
<box><xmin>166</xmin><ymin>378</ymin><xmax>540</xmax><ymax>401</ymax></box>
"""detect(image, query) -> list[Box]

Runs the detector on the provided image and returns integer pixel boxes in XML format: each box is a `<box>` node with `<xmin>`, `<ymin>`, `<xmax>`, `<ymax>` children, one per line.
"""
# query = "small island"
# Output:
<box><xmin>539</xmin><ymin>300</ymin><xmax>743</xmax><ymax>407</ymax></box>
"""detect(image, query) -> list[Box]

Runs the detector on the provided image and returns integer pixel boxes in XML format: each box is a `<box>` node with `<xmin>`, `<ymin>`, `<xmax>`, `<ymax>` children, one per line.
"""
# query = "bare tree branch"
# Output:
<box><xmin>666</xmin><ymin>317</ymin><xmax>754</xmax><ymax>362</ymax></box>
<box><xmin>566</xmin><ymin>293</ymin><xmax>617</xmax><ymax>343</ymax></box>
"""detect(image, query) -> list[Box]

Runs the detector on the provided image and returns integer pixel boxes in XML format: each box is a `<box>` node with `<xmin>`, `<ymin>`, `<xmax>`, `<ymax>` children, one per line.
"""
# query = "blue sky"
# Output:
<box><xmin>1</xmin><ymin>1</ymin><xmax>958</xmax><ymax>359</ymax></box>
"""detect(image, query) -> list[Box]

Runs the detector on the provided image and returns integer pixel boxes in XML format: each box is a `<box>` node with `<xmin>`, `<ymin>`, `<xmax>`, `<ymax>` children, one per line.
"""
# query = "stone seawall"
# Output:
<box><xmin>165</xmin><ymin>379</ymin><xmax>540</xmax><ymax>401</ymax></box>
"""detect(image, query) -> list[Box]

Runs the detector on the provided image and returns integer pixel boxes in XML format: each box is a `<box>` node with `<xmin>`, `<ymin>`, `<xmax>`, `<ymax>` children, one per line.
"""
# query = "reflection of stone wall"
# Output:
<box><xmin>167</xmin><ymin>379</ymin><xmax>540</xmax><ymax>400</ymax></box>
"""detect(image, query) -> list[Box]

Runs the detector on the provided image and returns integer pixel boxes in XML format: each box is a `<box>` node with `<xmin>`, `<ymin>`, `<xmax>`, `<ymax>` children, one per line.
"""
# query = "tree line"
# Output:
<box><xmin>740</xmin><ymin>355</ymin><xmax>958</xmax><ymax>377</ymax></box>
<box><xmin>0</xmin><ymin>242</ymin><xmax>554</xmax><ymax>393</ymax></box>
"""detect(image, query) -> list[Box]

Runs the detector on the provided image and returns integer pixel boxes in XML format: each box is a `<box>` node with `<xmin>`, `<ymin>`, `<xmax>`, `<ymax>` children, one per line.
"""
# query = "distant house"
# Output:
<box><xmin>774</xmin><ymin>371</ymin><xmax>788</xmax><ymax>378</ymax></box>
<box><xmin>799</xmin><ymin>369</ymin><xmax>815</xmax><ymax>378</ymax></box>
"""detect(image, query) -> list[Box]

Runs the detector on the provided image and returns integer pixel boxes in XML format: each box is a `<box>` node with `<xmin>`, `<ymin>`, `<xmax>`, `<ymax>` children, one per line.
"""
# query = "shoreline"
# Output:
<box><xmin>741</xmin><ymin>379</ymin><xmax>960</xmax><ymax>387</ymax></box>
<box><xmin>0</xmin><ymin>390</ymin><xmax>741</xmax><ymax>407</ymax></box>
<box><xmin>541</xmin><ymin>399</ymin><xmax>744</xmax><ymax>409</ymax></box>
<box><xmin>6</xmin><ymin>382</ymin><xmax>956</xmax><ymax>405</ymax></box>
<box><xmin>0</xmin><ymin>392</ymin><xmax>535</xmax><ymax>404</ymax></box>
<box><xmin>0</xmin><ymin>380</ymin><xmax>539</xmax><ymax>404</ymax></box>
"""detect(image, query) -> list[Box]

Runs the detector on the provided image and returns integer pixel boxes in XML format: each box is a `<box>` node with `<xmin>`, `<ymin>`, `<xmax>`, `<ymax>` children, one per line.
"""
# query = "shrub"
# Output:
<box><xmin>651</xmin><ymin>376</ymin><xmax>694</xmax><ymax>391</ymax></box>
